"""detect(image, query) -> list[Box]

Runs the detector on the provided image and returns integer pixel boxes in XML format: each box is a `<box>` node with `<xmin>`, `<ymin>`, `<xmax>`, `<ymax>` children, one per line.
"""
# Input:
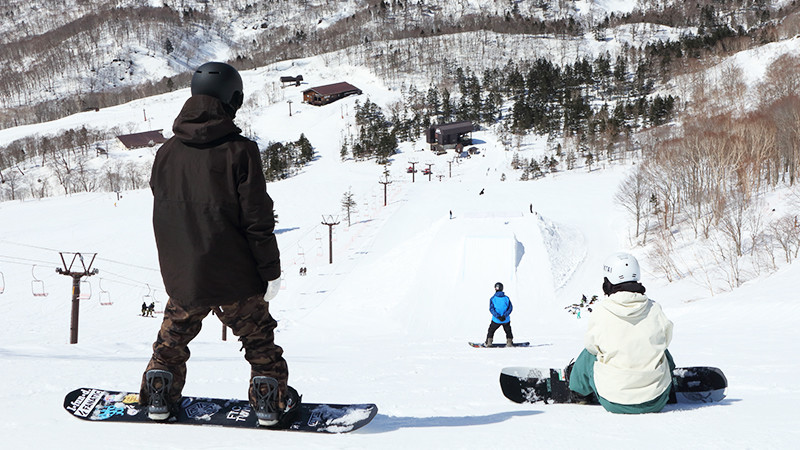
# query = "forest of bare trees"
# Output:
<box><xmin>615</xmin><ymin>57</ymin><xmax>800</xmax><ymax>292</ymax></box>
<box><xmin>0</xmin><ymin>126</ymin><xmax>150</xmax><ymax>201</ymax></box>
<box><xmin>3</xmin><ymin>0</ymin><xmax>799</xmax><ymax>130</ymax></box>
<box><xmin>0</xmin><ymin>5</ymin><xmax>213</xmax><ymax>128</ymax></box>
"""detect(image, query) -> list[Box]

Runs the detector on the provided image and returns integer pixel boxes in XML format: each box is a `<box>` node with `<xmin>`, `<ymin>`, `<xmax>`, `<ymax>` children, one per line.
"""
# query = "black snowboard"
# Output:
<box><xmin>500</xmin><ymin>366</ymin><xmax>727</xmax><ymax>404</ymax></box>
<box><xmin>469</xmin><ymin>341</ymin><xmax>530</xmax><ymax>348</ymax></box>
<box><xmin>64</xmin><ymin>387</ymin><xmax>377</xmax><ymax>433</ymax></box>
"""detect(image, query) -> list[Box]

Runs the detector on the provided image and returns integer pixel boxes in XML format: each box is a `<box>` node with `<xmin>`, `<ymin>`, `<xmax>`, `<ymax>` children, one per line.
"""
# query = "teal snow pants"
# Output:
<box><xmin>568</xmin><ymin>348</ymin><xmax>676</xmax><ymax>414</ymax></box>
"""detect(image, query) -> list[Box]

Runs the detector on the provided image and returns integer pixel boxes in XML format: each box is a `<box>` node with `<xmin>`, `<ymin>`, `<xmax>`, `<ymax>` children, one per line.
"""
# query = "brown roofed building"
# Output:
<box><xmin>303</xmin><ymin>82</ymin><xmax>362</xmax><ymax>106</ymax></box>
<box><xmin>116</xmin><ymin>130</ymin><xmax>168</xmax><ymax>150</ymax></box>
<box><xmin>426</xmin><ymin>121</ymin><xmax>474</xmax><ymax>152</ymax></box>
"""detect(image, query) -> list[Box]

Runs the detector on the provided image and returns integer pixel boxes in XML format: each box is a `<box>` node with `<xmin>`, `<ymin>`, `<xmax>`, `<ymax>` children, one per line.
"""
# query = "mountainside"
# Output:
<box><xmin>2</xmin><ymin>0</ymin><xmax>799</xmax><ymax>128</ymax></box>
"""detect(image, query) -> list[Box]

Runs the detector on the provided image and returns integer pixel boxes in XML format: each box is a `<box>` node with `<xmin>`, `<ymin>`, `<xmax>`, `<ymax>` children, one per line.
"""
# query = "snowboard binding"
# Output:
<box><xmin>144</xmin><ymin>369</ymin><xmax>174</xmax><ymax>421</ymax></box>
<box><xmin>252</xmin><ymin>376</ymin><xmax>301</xmax><ymax>427</ymax></box>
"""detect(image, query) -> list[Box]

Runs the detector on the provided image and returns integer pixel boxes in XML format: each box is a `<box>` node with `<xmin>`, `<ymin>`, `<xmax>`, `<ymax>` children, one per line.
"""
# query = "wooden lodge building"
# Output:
<box><xmin>302</xmin><ymin>82</ymin><xmax>362</xmax><ymax>106</ymax></box>
<box><xmin>426</xmin><ymin>121</ymin><xmax>474</xmax><ymax>152</ymax></box>
<box><xmin>116</xmin><ymin>130</ymin><xmax>168</xmax><ymax>150</ymax></box>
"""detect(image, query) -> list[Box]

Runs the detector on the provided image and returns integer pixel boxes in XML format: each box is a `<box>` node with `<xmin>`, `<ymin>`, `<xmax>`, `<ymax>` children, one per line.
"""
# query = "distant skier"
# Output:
<box><xmin>141</xmin><ymin>302</ymin><xmax>148</xmax><ymax>316</ymax></box>
<box><xmin>485</xmin><ymin>282</ymin><xmax>513</xmax><ymax>347</ymax></box>
<box><xmin>146</xmin><ymin>302</ymin><xmax>155</xmax><ymax>317</ymax></box>
<box><xmin>566</xmin><ymin>252</ymin><xmax>676</xmax><ymax>413</ymax></box>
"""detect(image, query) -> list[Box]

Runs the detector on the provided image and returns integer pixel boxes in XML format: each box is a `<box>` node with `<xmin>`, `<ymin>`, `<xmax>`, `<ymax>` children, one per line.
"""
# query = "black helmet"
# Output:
<box><xmin>191</xmin><ymin>62</ymin><xmax>244</xmax><ymax>111</ymax></box>
<box><xmin>494</xmin><ymin>282</ymin><xmax>503</xmax><ymax>291</ymax></box>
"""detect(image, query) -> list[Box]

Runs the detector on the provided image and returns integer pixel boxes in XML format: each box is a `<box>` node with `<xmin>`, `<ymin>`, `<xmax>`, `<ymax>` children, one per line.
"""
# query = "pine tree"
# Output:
<box><xmin>341</xmin><ymin>188</ymin><xmax>357</xmax><ymax>227</ymax></box>
<box><xmin>426</xmin><ymin>85</ymin><xmax>440</xmax><ymax>122</ymax></box>
<box><xmin>296</xmin><ymin>133</ymin><xmax>314</xmax><ymax>163</ymax></box>
<box><xmin>441</xmin><ymin>88</ymin><xmax>453</xmax><ymax>122</ymax></box>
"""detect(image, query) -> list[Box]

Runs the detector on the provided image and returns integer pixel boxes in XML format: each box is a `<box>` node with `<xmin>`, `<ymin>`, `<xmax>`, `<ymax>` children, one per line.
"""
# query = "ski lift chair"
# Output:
<box><xmin>31</xmin><ymin>265</ymin><xmax>49</xmax><ymax>297</ymax></box>
<box><xmin>98</xmin><ymin>278</ymin><xmax>112</xmax><ymax>306</ymax></box>
<box><xmin>79</xmin><ymin>279</ymin><xmax>92</xmax><ymax>300</ymax></box>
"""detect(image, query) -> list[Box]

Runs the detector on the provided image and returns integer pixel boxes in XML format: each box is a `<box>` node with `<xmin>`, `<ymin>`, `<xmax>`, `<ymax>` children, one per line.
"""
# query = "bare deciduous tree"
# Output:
<box><xmin>615</xmin><ymin>165</ymin><xmax>649</xmax><ymax>239</ymax></box>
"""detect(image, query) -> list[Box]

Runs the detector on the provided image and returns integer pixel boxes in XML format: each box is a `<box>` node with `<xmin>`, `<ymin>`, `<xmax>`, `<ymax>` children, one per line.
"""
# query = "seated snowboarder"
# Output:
<box><xmin>566</xmin><ymin>252</ymin><xmax>676</xmax><ymax>413</ymax></box>
<box><xmin>485</xmin><ymin>282</ymin><xmax>513</xmax><ymax>347</ymax></box>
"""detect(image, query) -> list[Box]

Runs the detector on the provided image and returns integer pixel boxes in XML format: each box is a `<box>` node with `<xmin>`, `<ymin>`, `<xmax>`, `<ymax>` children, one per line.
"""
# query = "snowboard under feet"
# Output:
<box><xmin>64</xmin><ymin>387</ymin><xmax>377</xmax><ymax>433</ymax></box>
<box><xmin>469</xmin><ymin>341</ymin><xmax>530</xmax><ymax>348</ymax></box>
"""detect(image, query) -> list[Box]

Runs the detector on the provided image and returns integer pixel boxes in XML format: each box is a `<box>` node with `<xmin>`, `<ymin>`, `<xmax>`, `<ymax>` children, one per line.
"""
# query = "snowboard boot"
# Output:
<box><xmin>144</xmin><ymin>369</ymin><xmax>175</xmax><ymax>421</ymax></box>
<box><xmin>564</xmin><ymin>358</ymin><xmax>575</xmax><ymax>383</ymax></box>
<box><xmin>484</xmin><ymin>337</ymin><xmax>493</xmax><ymax>347</ymax></box>
<box><xmin>252</xmin><ymin>376</ymin><xmax>302</xmax><ymax>427</ymax></box>
<box><xmin>667</xmin><ymin>385</ymin><xmax>678</xmax><ymax>404</ymax></box>
<box><xmin>506</xmin><ymin>338</ymin><xmax>514</xmax><ymax>347</ymax></box>
<box><xmin>568</xmin><ymin>390</ymin><xmax>598</xmax><ymax>405</ymax></box>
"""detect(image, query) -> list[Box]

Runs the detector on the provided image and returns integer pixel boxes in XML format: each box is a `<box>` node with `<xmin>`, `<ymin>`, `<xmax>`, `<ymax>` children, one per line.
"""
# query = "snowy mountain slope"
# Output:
<box><xmin>1</xmin><ymin>23</ymin><xmax>799</xmax><ymax>450</ymax></box>
<box><xmin>1</xmin><ymin>139</ymin><xmax>797</xmax><ymax>449</ymax></box>
<box><xmin>4</xmin><ymin>0</ymin><xmax>792</xmax><ymax>130</ymax></box>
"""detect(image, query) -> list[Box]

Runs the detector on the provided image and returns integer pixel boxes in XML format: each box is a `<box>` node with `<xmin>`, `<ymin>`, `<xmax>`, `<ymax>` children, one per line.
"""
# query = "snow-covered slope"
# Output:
<box><xmin>1</xmin><ymin>56</ymin><xmax>798</xmax><ymax>449</ymax></box>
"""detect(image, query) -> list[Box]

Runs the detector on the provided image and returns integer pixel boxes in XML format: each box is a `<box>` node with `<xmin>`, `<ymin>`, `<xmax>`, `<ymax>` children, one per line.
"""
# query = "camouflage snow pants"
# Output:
<box><xmin>139</xmin><ymin>294</ymin><xmax>288</xmax><ymax>409</ymax></box>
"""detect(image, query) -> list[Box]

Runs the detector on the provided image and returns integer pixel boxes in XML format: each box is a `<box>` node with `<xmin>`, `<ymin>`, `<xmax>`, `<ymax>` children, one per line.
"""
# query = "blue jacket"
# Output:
<box><xmin>490</xmin><ymin>291</ymin><xmax>512</xmax><ymax>324</ymax></box>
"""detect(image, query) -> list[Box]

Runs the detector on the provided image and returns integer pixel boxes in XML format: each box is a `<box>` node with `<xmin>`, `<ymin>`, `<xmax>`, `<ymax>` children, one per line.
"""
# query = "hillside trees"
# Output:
<box><xmin>0</xmin><ymin>6</ymin><xmax>206</xmax><ymax>128</ymax></box>
<box><xmin>260</xmin><ymin>134</ymin><xmax>316</xmax><ymax>181</ymax></box>
<box><xmin>628</xmin><ymin>91</ymin><xmax>800</xmax><ymax>290</ymax></box>
<box><xmin>0</xmin><ymin>125</ymin><xmax>154</xmax><ymax>200</ymax></box>
<box><xmin>4</xmin><ymin>0</ymin><xmax>791</xmax><ymax>131</ymax></box>
<box><xmin>347</xmin><ymin>99</ymin><xmax>398</xmax><ymax>164</ymax></box>
<box><xmin>384</xmin><ymin>52</ymin><xmax>676</xmax><ymax>173</ymax></box>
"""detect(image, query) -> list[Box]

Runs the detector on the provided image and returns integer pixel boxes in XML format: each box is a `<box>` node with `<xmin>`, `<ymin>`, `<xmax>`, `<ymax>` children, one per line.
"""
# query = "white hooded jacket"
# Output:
<box><xmin>585</xmin><ymin>291</ymin><xmax>673</xmax><ymax>405</ymax></box>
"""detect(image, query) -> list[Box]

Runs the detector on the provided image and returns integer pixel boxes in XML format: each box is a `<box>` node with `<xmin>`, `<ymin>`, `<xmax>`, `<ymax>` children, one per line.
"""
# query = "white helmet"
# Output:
<box><xmin>602</xmin><ymin>252</ymin><xmax>640</xmax><ymax>284</ymax></box>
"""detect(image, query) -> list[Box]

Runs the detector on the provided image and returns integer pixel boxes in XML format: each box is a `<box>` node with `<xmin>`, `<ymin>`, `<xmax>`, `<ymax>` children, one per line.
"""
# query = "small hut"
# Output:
<box><xmin>280</xmin><ymin>75</ymin><xmax>303</xmax><ymax>87</ymax></box>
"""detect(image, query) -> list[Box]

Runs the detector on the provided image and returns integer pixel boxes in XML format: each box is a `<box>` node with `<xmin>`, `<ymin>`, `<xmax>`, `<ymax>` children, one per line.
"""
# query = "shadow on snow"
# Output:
<box><xmin>359</xmin><ymin>410</ymin><xmax>541</xmax><ymax>434</ymax></box>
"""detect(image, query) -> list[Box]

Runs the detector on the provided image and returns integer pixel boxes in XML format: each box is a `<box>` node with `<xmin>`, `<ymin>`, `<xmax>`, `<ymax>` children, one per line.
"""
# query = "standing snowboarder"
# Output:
<box><xmin>485</xmin><ymin>282</ymin><xmax>514</xmax><ymax>347</ymax></box>
<box><xmin>566</xmin><ymin>252</ymin><xmax>676</xmax><ymax>413</ymax></box>
<box><xmin>139</xmin><ymin>61</ymin><xmax>298</xmax><ymax>427</ymax></box>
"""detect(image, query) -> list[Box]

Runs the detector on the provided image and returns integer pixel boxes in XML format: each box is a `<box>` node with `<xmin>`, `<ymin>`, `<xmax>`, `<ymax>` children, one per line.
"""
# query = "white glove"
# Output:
<box><xmin>264</xmin><ymin>277</ymin><xmax>282</xmax><ymax>302</ymax></box>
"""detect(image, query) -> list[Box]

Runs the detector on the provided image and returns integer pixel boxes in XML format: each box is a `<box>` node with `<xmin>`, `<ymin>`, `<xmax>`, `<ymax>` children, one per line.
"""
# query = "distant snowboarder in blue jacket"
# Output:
<box><xmin>485</xmin><ymin>282</ymin><xmax>514</xmax><ymax>347</ymax></box>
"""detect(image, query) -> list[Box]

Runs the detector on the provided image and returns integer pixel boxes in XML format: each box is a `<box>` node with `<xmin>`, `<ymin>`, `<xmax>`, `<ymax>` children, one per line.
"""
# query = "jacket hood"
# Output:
<box><xmin>172</xmin><ymin>95</ymin><xmax>241</xmax><ymax>145</ymax></box>
<box><xmin>601</xmin><ymin>291</ymin><xmax>651</xmax><ymax>319</ymax></box>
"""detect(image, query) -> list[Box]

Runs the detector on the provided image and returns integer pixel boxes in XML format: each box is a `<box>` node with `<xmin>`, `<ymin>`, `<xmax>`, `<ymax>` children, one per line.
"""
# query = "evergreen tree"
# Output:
<box><xmin>341</xmin><ymin>188</ymin><xmax>357</xmax><ymax>227</ymax></box>
<box><xmin>426</xmin><ymin>85</ymin><xmax>440</xmax><ymax>122</ymax></box>
<box><xmin>296</xmin><ymin>133</ymin><xmax>314</xmax><ymax>163</ymax></box>
<box><xmin>353</xmin><ymin>99</ymin><xmax>398</xmax><ymax>163</ymax></box>
<box><xmin>441</xmin><ymin>88</ymin><xmax>453</xmax><ymax>122</ymax></box>
<box><xmin>547</xmin><ymin>156</ymin><xmax>559</xmax><ymax>173</ymax></box>
<box><xmin>261</xmin><ymin>141</ymin><xmax>288</xmax><ymax>181</ymax></box>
